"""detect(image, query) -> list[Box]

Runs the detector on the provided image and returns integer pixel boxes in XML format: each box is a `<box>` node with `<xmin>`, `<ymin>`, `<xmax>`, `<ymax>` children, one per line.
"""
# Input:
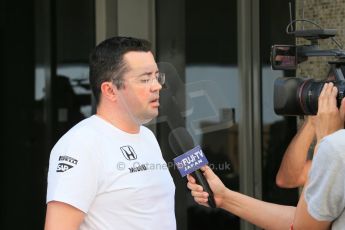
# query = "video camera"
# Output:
<box><xmin>271</xmin><ymin>21</ymin><xmax>345</xmax><ymax>116</ymax></box>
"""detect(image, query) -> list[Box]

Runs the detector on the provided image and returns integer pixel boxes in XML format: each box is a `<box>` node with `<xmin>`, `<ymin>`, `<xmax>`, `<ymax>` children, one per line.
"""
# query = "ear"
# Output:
<box><xmin>100</xmin><ymin>81</ymin><xmax>117</xmax><ymax>102</ymax></box>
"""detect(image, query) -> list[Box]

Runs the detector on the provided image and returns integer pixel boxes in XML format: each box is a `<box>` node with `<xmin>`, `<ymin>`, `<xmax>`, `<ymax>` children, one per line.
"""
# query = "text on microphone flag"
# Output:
<box><xmin>173</xmin><ymin>145</ymin><xmax>209</xmax><ymax>177</ymax></box>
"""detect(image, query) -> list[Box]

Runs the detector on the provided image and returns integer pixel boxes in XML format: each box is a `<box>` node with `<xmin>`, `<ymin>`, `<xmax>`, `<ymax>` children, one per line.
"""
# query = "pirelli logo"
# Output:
<box><xmin>59</xmin><ymin>155</ymin><xmax>78</xmax><ymax>164</ymax></box>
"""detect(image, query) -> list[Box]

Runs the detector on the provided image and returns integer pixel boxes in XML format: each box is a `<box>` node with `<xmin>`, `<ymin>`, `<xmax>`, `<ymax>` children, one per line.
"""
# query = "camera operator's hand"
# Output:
<box><xmin>315</xmin><ymin>82</ymin><xmax>345</xmax><ymax>142</ymax></box>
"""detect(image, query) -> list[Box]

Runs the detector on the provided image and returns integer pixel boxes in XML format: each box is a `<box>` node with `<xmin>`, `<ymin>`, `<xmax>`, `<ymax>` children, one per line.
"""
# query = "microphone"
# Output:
<box><xmin>168</xmin><ymin>127</ymin><xmax>217</xmax><ymax>208</ymax></box>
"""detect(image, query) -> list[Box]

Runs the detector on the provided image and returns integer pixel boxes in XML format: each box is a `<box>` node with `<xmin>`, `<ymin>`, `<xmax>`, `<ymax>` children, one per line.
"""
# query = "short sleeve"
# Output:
<box><xmin>305</xmin><ymin>135</ymin><xmax>345</xmax><ymax>221</ymax></box>
<box><xmin>46</xmin><ymin>133</ymin><xmax>101</xmax><ymax>213</ymax></box>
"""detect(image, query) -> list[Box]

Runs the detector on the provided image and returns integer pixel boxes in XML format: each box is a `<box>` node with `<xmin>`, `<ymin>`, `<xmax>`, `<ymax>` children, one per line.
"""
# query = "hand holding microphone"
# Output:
<box><xmin>169</xmin><ymin>127</ymin><xmax>217</xmax><ymax>208</ymax></box>
<box><xmin>186</xmin><ymin>166</ymin><xmax>226</xmax><ymax>208</ymax></box>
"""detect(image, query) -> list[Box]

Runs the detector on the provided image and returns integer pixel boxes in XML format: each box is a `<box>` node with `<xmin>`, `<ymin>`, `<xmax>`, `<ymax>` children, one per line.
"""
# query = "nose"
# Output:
<box><xmin>150</xmin><ymin>78</ymin><xmax>162</xmax><ymax>91</ymax></box>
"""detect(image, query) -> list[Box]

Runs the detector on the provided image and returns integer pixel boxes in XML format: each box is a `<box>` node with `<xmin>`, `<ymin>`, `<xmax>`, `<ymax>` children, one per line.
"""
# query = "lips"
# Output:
<box><xmin>150</xmin><ymin>97</ymin><xmax>160</xmax><ymax>107</ymax></box>
<box><xmin>150</xmin><ymin>97</ymin><xmax>159</xmax><ymax>102</ymax></box>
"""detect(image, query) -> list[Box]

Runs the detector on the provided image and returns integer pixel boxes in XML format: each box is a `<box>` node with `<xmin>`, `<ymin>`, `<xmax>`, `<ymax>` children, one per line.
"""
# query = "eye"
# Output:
<box><xmin>139</xmin><ymin>74</ymin><xmax>151</xmax><ymax>83</ymax></box>
<box><xmin>140</xmin><ymin>78</ymin><xmax>151</xmax><ymax>84</ymax></box>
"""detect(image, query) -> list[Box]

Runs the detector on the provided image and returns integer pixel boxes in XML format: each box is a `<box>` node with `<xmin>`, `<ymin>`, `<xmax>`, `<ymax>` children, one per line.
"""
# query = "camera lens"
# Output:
<box><xmin>274</xmin><ymin>77</ymin><xmax>345</xmax><ymax>116</ymax></box>
<box><xmin>298</xmin><ymin>79</ymin><xmax>324</xmax><ymax>115</ymax></box>
<box><xmin>274</xmin><ymin>77</ymin><xmax>307</xmax><ymax>115</ymax></box>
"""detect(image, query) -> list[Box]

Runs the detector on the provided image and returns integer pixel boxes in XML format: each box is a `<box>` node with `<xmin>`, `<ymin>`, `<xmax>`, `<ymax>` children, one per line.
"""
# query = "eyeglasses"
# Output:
<box><xmin>136</xmin><ymin>72</ymin><xmax>165</xmax><ymax>87</ymax></box>
<box><xmin>112</xmin><ymin>72</ymin><xmax>166</xmax><ymax>88</ymax></box>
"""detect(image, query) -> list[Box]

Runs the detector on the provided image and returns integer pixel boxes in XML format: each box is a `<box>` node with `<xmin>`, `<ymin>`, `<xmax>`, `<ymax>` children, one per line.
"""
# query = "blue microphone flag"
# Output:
<box><xmin>173</xmin><ymin>145</ymin><xmax>209</xmax><ymax>177</ymax></box>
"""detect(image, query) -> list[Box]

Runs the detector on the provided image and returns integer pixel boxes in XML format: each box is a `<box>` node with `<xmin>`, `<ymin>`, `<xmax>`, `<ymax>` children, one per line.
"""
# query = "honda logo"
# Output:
<box><xmin>120</xmin><ymin>146</ymin><xmax>137</xmax><ymax>160</ymax></box>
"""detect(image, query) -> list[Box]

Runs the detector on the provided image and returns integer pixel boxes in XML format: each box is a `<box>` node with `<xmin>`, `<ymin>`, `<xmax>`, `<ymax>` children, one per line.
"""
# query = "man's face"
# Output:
<box><xmin>117</xmin><ymin>51</ymin><xmax>162</xmax><ymax>125</ymax></box>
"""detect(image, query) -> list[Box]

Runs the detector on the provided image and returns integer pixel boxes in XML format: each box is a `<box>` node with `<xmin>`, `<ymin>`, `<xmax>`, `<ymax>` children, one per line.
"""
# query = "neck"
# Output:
<box><xmin>96</xmin><ymin>106</ymin><xmax>140</xmax><ymax>134</ymax></box>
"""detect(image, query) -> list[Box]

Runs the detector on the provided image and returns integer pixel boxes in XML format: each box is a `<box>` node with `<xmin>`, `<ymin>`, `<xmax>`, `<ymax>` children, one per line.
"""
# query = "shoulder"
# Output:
<box><xmin>140</xmin><ymin>126</ymin><xmax>161</xmax><ymax>148</ymax></box>
<box><xmin>308</xmin><ymin>129</ymin><xmax>345</xmax><ymax>180</ymax></box>
<box><xmin>52</xmin><ymin>116</ymin><xmax>101</xmax><ymax>151</ymax></box>
<box><xmin>49</xmin><ymin>116</ymin><xmax>103</xmax><ymax>169</ymax></box>
<box><xmin>140</xmin><ymin>126</ymin><xmax>156</xmax><ymax>138</ymax></box>
<box><xmin>322</xmin><ymin>129</ymin><xmax>345</xmax><ymax>144</ymax></box>
<box><xmin>309</xmin><ymin>130</ymin><xmax>345</xmax><ymax>180</ymax></box>
<box><xmin>305</xmin><ymin>130</ymin><xmax>345</xmax><ymax>222</ymax></box>
<box><xmin>317</xmin><ymin>129</ymin><xmax>345</xmax><ymax>160</ymax></box>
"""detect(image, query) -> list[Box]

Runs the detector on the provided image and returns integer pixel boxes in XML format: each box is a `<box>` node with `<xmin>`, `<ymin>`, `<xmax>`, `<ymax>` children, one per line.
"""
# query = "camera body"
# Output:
<box><xmin>271</xmin><ymin>29</ymin><xmax>345</xmax><ymax>116</ymax></box>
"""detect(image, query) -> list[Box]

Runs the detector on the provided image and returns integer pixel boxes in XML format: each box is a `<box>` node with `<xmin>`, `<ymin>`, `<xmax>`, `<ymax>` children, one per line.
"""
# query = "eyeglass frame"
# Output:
<box><xmin>112</xmin><ymin>71</ymin><xmax>165</xmax><ymax>88</ymax></box>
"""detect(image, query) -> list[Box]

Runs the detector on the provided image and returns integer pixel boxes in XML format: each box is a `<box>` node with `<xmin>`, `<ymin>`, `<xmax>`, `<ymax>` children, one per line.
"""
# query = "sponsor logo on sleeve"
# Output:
<box><xmin>58</xmin><ymin>155</ymin><xmax>78</xmax><ymax>164</ymax></box>
<box><xmin>56</xmin><ymin>163</ymin><xmax>73</xmax><ymax>172</ymax></box>
<box><xmin>56</xmin><ymin>155</ymin><xmax>78</xmax><ymax>172</ymax></box>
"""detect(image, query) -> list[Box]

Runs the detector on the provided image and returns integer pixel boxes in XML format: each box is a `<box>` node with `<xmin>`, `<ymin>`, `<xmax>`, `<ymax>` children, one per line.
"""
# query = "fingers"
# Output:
<box><xmin>191</xmin><ymin>190</ymin><xmax>209</xmax><ymax>199</ymax></box>
<box><xmin>318</xmin><ymin>82</ymin><xmax>337</xmax><ymax>114</ymax></box>
<box><xmin>187</xmin><ymin>181</ymin><xmax>210</xmax><ymax>206</ymax></box>
<box><xmin>188</xmin><ymin>165</ymin><xmax>216</xmax><ymax>183</ymax></box>
<box><xmin>187</xmin><ymin>174</ymin><xmax>196</xmax><ymax>184</ymax></box>
<box><xmin>330</xmin><ymin>84</ymin><xmax>338</xmax><ymax>108</ymax></box>
<box><xmin>200</xmin><ymin>165</ymin><xmax>216</xmax><ymax>180</ymax></box>
<box><xmin>187</xmin><ymin>181</ymin><xmax>203</xmax><ymax>192</ymax></box>
<box><xmin>194</xmin><ymin>197</ymin><xmax>209</xmax><ymax>205</ymax></box>
<box><xmin>316</xmin><ymin>82</ymin><xmax>343</xmax><ymax>140</ymax></box>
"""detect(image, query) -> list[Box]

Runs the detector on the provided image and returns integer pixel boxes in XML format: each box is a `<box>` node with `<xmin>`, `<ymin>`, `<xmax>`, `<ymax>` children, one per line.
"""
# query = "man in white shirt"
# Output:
<box><xmin>45</xmin><ymin>36</ymin><xmax>176</xmax><ymax>230</ymax></box>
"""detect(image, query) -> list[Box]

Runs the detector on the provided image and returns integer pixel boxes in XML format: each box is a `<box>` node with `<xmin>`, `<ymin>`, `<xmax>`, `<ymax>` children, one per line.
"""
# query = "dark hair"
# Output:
<box><xmin>89</xmin><ymin>36</ymin><xmax>151</xmax><ymax>104</ymax></box>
